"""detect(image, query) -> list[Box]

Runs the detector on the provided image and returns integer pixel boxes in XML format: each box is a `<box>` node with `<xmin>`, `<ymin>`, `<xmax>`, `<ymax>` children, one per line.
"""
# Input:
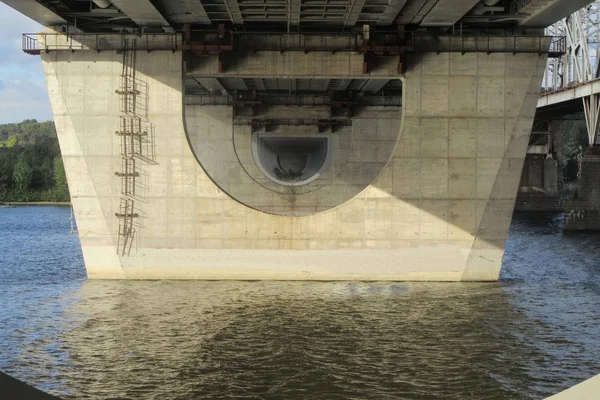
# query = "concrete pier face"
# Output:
<box><xmin>564</xmin><ymin>150</ymin><xmax>600</xmax><ymax>231</ymax></box>
<box><xmin>42</xmin><ymin>48</ymin><xmax>547</xmax><ymax>281</ymax></box>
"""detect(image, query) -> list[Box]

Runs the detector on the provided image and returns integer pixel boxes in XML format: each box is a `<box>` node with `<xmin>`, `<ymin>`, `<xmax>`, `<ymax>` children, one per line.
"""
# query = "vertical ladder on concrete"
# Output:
<box><xmin>115</xmin><ymin>39</ymin><xmax>139</xmax><ymax>256</ymax></box>
<box><xmin>114</xmin><ymin>39</ymin><xmax>157</xmax><ymax>256</ymax></box>
<box><xmin>115</xmin><ymin>158</ymin><xmax>139</xmax><ymax>197</ymax></box>
<box><xmin>116</xmin><ymin>198</ymin><xmax>138</xmax><ymax>257</ymax></box>
<box><xmin>116</xmin><ymin>115</ymin><xmax>153</xmax><ymax>162</ymax></box>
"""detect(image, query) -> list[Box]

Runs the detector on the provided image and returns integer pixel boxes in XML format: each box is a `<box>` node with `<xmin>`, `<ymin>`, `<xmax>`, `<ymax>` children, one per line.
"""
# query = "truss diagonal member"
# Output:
<box><xmin>583</xmin><ymin>94</ymin><xmax>600</xmax><ymax>145</ymax></box>
<box><xmin>544</xmin><ymin>2</ymin><xmax>600</xmax><ymax>91</ymax></box>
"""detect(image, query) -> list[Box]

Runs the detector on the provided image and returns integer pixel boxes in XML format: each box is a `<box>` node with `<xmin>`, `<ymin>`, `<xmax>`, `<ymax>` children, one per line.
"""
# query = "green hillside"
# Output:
<box><xmin>0</xmin><ymin>135</ymin><xmax>18</xmax><ymax>148</ymax></box>
<box><xmin>0</xmin><ymin>120</ymin><xmax>69</xmax><ymax>202</ymax></box>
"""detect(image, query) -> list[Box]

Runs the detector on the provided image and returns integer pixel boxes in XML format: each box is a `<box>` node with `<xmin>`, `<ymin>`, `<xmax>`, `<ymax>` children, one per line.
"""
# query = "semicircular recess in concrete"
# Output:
<box><xmin>252</xmin><ymin>135</ymin><xmax>332</xmax><ymax>187</ymax></box>
<box><xmin>184</xmin><ymin>102</ymin><xmax>402</xmax><ymax>215</ymax></box>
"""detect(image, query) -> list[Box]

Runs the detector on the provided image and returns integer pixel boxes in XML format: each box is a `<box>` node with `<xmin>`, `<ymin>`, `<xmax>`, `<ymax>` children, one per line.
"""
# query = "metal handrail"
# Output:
<box><xmin>22</xmin><ymin>34</ymin><xmax>40</xmax><ymax>54</ymax></box>
<box><xmin>549</xmin><ymin>36</ymin><xmax>567</xmax><ymax>55</ymax></box>
<box><xmin>22</xmin><ymin>32</ymin><xmax>566</xmax><ymax>59</ymax></box>
<box><xmin>22</xmin><ymin>32</ymin><xmax>180</xmax><ymax>54</ymax></box>
<box><xmin>397</xmin><ymin>34</ymin><xmax>565</xmax><ymax>59</ymax></box>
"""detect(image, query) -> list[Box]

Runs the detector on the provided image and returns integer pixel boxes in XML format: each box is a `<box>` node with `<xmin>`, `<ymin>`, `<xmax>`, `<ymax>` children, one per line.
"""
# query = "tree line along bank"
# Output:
<box><xmin>0</xmin><ymin>120</ymin><xmax>69</xmax><ymax>203</ymax></box>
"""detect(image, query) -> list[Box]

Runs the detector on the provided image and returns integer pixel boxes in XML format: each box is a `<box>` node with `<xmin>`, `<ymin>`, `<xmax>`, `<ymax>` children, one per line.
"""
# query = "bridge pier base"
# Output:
<box><xmin>564</xmin><ymin>147</ymin><xmax>600</xmax><ymax>231</ymax></box>
<box><xmin>41</xmin><ymin>35</ymin><xmax>550</xmax><ymax>281</ymax></box>
<box><xmin>515</xmin><ymin>119</ymin><xmax>567</xmax><ymax>212</ymax></box>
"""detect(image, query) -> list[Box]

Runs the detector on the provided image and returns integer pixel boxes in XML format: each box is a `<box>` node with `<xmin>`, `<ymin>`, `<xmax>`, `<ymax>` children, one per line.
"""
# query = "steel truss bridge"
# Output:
<box><xmin>540</xmin><ymin>0</ymin><xmax>600</xmax><ymax>146</ymax></box>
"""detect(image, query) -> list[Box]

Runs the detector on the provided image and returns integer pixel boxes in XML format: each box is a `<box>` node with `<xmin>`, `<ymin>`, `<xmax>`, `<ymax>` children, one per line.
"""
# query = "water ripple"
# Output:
<box><xmin>0</xmin><ymin>208</ymin><xmax>599</xmax><ymax>399</ymax></box>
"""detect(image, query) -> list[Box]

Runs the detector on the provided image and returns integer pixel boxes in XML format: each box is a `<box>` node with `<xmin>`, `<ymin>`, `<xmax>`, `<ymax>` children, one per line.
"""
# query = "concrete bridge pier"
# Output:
<box><xmin>564</xmin><ymin>147</ymin><xmax>600</xmax><ymax>230</ymax></box>
<box><xmin>563</xmin><ymin>90</ymin><xmax>600</xmax><ymax>230</ymax></box>
<box><xmin>515</xmin><ymin>119</ymin><xmax>566</xmax><ymax>212</ymax></box>
<box><xmin>41</xmin><ymin>33</ymin><xmax>550</xmax><ymax>281</ymax></box>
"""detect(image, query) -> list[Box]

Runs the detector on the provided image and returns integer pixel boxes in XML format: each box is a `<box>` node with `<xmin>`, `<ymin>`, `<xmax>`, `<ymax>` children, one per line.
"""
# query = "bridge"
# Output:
<box><xmin>539</xmin><ymin>1</ymin><xmax>600</xmax><ymax>146</ymax></box>
<box><xmin>518</xmin><ymin>1</ymin><xmax>600</xmax><ymax>229</ymax></box>
<box><xmin>1</xmin><ymin>0</ymin><xmax>594</xmax><ymax>281</ymax></box>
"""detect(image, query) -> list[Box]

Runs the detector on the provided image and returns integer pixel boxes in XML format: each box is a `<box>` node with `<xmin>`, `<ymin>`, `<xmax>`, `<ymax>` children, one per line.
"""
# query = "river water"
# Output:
<box><xmin>0</xmin><ymin>206</ymin><xmax>599</xmax><ymax>399</ymax></box>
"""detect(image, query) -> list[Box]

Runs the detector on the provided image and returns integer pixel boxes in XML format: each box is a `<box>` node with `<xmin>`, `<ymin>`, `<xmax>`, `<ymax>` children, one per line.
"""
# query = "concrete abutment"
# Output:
<box><xmin>42</xmin><ymin>41</ymin><xmax>548</xmax><ymax>280</ymax></box>
<box><xmin>564</xmin><ymin>149</ymin><xmax>600</xmax><ymax>231</ymax></box>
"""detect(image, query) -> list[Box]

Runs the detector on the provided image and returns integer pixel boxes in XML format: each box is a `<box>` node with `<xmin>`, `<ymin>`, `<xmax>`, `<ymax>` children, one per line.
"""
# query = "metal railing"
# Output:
<box><xmin>549</xmin><ymin>36</ymin><xmax>567</xmax><ymax>57</ymax></box>
<box><xmin>22</xmin><ymin>34</ymin><xmax>40</xmax><ymax>55</ymax></box>
<box><xmin>407</xmin><ymin>34</ymin><xmax>565</xmax><ymax>58</ymax></box>
<box><xmin>22</xmin><ymin>32</ymin><xmax>179</xmax><ymax>54</ymax></box>
<box><xmin>23</xmin><ymin>31</ymin><xmax>565</xmax><ymax>59</ymax></box>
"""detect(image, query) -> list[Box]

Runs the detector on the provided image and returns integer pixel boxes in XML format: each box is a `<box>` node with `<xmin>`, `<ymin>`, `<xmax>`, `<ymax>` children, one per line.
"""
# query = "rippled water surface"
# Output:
<box><xmin>1</xmin><ymin>206</ymin><xmax>600</xmax><ymax>399</ymax></box>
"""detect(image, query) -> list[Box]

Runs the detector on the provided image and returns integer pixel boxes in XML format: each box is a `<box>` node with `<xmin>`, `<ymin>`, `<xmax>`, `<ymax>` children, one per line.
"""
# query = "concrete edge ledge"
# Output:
<box><xmin>547</xmin><ymin>373</ymin><xmax>600</xmax><ymax>399</ymax></box>
<box><xmin>0</xmin><ymin>371</ymin><xmax>61</xmax><ymax>399</ymax></box>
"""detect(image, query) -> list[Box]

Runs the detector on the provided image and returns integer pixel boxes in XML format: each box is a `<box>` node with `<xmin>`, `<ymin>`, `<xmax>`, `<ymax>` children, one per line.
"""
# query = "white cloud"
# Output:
<box><xmin>0</xmin><ymin>79</ymin><xmax>52</xmax><ymax>123</ymax></box>
<box><xmin>0</xmin><ymin>3</ymin><xmax>52</xmax><ymax>123</ymax></box>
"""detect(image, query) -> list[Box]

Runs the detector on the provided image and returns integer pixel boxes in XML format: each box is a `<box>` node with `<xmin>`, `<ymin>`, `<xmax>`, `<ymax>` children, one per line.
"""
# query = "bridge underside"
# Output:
<box><xmin>2</xmin><ymin>0</ymin><xmax>595</xmax><ymax>32</ymax></box>
<box><xmin>537</xmin><ymin>81</ymin><xmax>600</xmax><ymax>232</ymax></box>
<box><xmin>3</xmin><ymin>0</ymin><xmax>589</xmax><ymax>280</ymax></box>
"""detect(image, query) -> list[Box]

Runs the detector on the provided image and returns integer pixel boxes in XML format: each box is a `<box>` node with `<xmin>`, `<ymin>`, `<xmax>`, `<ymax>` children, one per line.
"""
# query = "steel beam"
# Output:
<box><xmin>344</xmin><ymin>0</ymin><xmax>368</xmax><ymax>26</ymax></box>
<box><xmin>195</xmin><ymin>78</ymin><xmax>227</xmax><ymax>93</ymax></box>
<box><xmin>360</xmin><ymin>79</ymin><xmax>390</xmax><ymax>93</ymax></box>
<box><xmin>153</xmin><ymin>0</ymin><xmax>211</xmax><ymax>24</ymax></box>
<box><xmin>420</xmin><ymin>0</ymin><xmax>480</xmax><ymax>26</ymax></box>
<box><xmin>289</xmin><ymin>0</ymin><xmax>301</xmax><ymax>26</ymax></box>
<box><xmin>583</xmin><ymin>94</ymin><xmax>600</xmax><ymax>145</ymax></box>
<box><xmin>110</xmin><ymin>0</ymin><xmax>171</xmax><ymax>27</ymax></box>
<box><xmin>377</xmin><ymin>0</ymin><xmax>408</xmax><ymax>25</ymax></box>
<box><xmin>520</xmin><ymin>0</ymin><xmax>595</xmax><ymax>27</ymax></box>
<box><xmin>0</xmin><ymin>0</ymin><xmax>66</xmax><ymax>26</ymax></box>
<box><xmin>255</xmin><ymin>78</ymin><xmax>267</xmax><ymax>91</ymax></box>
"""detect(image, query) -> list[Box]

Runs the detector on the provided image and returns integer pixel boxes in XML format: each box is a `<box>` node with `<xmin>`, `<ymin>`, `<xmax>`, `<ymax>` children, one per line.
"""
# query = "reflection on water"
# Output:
<box><xmin>0</xmin><ymin>208</ymin><xmax>599</xmax><ymax>399</ymax></box>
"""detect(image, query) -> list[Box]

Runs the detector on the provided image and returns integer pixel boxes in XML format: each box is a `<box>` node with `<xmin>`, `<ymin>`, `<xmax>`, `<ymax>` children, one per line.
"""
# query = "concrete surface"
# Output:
<box><xmin>564</xmin><ymin>152</ymin><xmax>600</xmax><ymax>231</ymax></box>
<box><xmin>42</xmin><ymin>39</ymin><xmax>547</xmax><ymax>280</ymax></box>
<box><xmin>547</xmin><ymin>373</ymin><xmax>600</xmax><ymax>399</ymax></box>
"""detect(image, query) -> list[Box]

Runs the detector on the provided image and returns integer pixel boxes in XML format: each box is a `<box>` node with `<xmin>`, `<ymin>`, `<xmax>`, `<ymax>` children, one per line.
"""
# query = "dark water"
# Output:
<box><xmin>1</xmin><ymin>207</ymin><xmax>599</xmax><ymax>399</ymax></box>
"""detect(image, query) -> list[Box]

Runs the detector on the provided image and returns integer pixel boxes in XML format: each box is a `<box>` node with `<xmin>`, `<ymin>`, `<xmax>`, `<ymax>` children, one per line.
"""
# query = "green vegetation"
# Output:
<box><xmin>0</xmin><ymin>135</ymin><xmax>18</xmax><ymax>148</ymax></box>
<box><xmin>0</xmin><ymin>120</ymin><xmax>69</xmax><ymax>202</ymax></box>
<box><xmin>561</xmin><ymin>116</ymin><xmax>589</xmax><ymax>182</ymax></box>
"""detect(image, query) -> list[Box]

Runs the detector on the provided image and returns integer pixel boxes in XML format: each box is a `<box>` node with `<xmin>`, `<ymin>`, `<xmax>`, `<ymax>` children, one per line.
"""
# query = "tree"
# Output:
<box><xmin>562</xmin><ymin>117</ymin><xmax>589</xmax><ymax>181</ymax></box>
<box><xmin>53</xmin><ymin>156</ymin><xmax>68</xmax><ymax>195</ymax></box>
<box><xmin>13</xmin><ymin>156</ymin><xmax>32</xmax><ymax>192</ymax></box>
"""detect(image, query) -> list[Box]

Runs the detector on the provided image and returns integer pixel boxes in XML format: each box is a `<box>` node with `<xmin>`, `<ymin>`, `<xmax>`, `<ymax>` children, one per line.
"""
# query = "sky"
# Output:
<box><xmin>0</xmin><ymin>3</ymin><xmax>53</xmax><ymax>124</ymax></box>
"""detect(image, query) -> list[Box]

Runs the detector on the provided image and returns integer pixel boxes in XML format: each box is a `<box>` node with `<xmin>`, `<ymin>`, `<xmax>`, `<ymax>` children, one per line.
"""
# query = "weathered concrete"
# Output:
<box><xmin>515</xmin><ymin>119</ymin><xmax>566</xmax><ymax>211</ymax></box>
<box><xmin>564</xmin><ymin>150</ymin><xmax>600</xmax><ymax>230</ymax></box>
<box><xmin>42</xmin><ymin>43</ymin><xmax>547</xmax><ymax>280</ymax></box>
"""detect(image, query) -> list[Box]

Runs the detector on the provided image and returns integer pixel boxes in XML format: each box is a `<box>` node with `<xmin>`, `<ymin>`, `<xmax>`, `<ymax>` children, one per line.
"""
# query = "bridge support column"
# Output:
<box><xmin>583</xmin><ymin>94</ymin><xmax>600</xmax><ymax>147</ymax></box>
<box><xmin>42</xmin><ymin>34</ymin><xmax>549</xmax><ymax>280</ymax></box>
<box><xmin>564</xmin><ymin>146</ymin><xmax>600</xmax><ymax>231</ymax></box>
<box><xmin>515</xmin><ymin>119</ymin><xmax>566</xmax><ymax>211</ymax></box>
<box><xmin>563</xmin><ymin>95</ymin><xmax>600</xmax><ymax>231</ymax></box>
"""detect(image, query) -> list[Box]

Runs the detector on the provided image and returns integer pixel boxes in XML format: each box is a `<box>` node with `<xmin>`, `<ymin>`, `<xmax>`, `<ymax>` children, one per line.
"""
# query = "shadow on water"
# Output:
<box><xmin>0</xmin><ymin>208</ymin><xmax>599</xmax><ymax>399</ymax></box>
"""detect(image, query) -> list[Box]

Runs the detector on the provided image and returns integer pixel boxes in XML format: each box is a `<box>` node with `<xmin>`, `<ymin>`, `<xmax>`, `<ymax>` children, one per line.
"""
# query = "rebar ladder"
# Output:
<box><xmin>115</xmin><ymin>39</ymin><xmax>139</xmax><ymax>256</ymax></box>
